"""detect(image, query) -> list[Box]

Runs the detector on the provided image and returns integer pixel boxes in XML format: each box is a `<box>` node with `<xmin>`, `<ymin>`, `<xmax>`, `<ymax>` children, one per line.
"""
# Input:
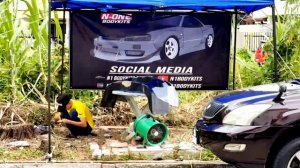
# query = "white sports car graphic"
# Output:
<box><xmin>93</xmin><ymin>15</ymin><xmax>214</xmax><ymax>63</ymax></box>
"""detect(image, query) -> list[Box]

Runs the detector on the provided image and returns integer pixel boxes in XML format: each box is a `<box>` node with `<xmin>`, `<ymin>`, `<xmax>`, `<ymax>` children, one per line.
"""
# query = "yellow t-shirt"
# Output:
<box><xmin>67</xmin><ymin>100</ymin><xmax>95</xmax><ymax>129</ymax></box>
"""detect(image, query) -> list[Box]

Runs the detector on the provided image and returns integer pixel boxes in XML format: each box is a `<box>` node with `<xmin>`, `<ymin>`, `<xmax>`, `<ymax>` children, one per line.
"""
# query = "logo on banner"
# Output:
<box><xmin>100</xmin><ymin>13</ymin><xmax>132</xmax><ymax>24</ymax></box>
<box><xmin>158</xmin><ymin>75</ymin><xmax>169</xmax><ymax>81</ymax></box>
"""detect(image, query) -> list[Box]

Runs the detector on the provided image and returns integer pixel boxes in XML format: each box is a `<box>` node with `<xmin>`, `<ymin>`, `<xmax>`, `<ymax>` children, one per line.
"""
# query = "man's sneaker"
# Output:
<box><xmin>66</xmin><ymin>133</ymin><xmax>78</xmax><ymax>139</ymax></box>
<box><xmin>90</xmin><ymin>132</ymin><xmax>98</xmax><ymax>136</ymax></box>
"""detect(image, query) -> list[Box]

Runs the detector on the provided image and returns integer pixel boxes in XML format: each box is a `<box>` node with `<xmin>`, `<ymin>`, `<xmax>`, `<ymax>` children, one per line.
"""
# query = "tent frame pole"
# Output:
<box><xmin>232</xmin><ymin>8</ymin><xmax>238</xmax><ymax>90</ymax></box>
<box><xmin>47</xmin><ymin>0</ymin><xmax>52</xmax><ymax>162</ymax></box>
<box><xmin>272</xmin><ymin>5</ymin><xmax>278</xmax><ymax>82</ymax></box>
<box><xmin>60</xmin><ymin>3</ymin><xmax>66</xmax><ymax>94</ymax></box>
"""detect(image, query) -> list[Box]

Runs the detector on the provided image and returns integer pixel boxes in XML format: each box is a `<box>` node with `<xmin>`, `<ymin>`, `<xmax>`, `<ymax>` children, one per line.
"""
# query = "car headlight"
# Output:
<box><xmin>222</xmin><ymin>104</ymin><xmax>272</xmax><ymax>126</ymax></box>
<box><xmin>124</xmin><ymin>34</ymin><xmax>151</xmax><ymax>41</ymax></box>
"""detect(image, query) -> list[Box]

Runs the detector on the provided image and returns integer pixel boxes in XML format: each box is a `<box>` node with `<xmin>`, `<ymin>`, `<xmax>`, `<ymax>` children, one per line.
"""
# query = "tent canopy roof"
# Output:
<box><xmin>52</xmin><ymin>0</ymin><xmax>274</xmax><ymax>13</ymax></box>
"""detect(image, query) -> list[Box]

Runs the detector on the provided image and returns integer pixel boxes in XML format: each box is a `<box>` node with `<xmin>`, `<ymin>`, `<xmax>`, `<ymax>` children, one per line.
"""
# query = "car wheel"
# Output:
<box><xmin>160</xmin><ymin>37</ymin><xmax>179</xmax><ymax>60</ymax></box>
<box><xmin>273</xmin><ymin>137</ymin><xmax>300</xmax><ymax>168</ymax></box>
<box><xmin>205</xmin><ymin>34</ymin><xmax>214</xmax><ymax>48</ymax></box>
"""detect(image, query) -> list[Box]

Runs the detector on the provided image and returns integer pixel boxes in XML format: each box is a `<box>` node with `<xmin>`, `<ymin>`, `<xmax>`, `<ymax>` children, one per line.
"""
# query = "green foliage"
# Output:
<box><xmin>27</xmin><ymin>107</ymin><xmax>50</xmax><ymax>125</ymax></box>
<box><xmin>231</xmin><ymin>1</ymin><xmax>300</xmax><ymax>89</ymax></box>
<box><xmin>231</xmin><ymin>48</ymin><xmax>273</xmax><ymax>89</ymax></box>
<box><xmin>178</xmin><ymin>91</ymin><xmax>203</xmax><ymax>104</ymax></box>
<box><xmin>0</xmin><ymin>0</ymin><xmax>43</xmax><ymax>102</ymax></box>
<box><xmin>264</xmin><ymin>1</ymin><xmax>300</xmax><ymax>80</ymax></box>
<box><xmin>0</xmin><ymin>148</ymin><xmax>44</xmax><ymax>160</ymax></box>
<box><xmin>0</xmin><ymin>0</ymin><xmax>66</xmax><ymax>103</ymax></box>
<box><xmin>118</xmin><ymin>151</ymin><xmax>149</xmax><ymax>161</ymax></box>
<box><xmin>162</xmin><ymin>148</ymin><xmax>218</xmax><ymax>161</ymax></box>
<box><xmin>0</xmin><ymin>147</ymin><xmax>4</xmax><ymax>156</ymax></box>
<box><xmin>199</xmin><ymin>149</ymin><xmax>218</xmax><ymax>161</ymax></box>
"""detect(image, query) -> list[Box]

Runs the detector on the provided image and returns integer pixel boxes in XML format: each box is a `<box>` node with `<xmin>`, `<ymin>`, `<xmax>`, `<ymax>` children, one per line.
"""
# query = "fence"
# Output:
<box><xmin>243</xmin><ymin>32</ymin><xmax>272</xmax><ymax>52</ymax></box>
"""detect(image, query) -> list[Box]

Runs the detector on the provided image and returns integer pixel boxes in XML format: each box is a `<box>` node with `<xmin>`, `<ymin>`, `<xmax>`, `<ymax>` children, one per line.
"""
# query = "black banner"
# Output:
<box><xmin>70</xmin><ymin>11</ymin><xmax>231</xmax><ymax>90</ymax></box>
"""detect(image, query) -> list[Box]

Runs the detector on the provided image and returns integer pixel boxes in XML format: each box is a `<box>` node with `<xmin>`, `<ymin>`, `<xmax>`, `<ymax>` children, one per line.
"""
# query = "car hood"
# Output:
<box><xmin>202</xmin><ymin>80</ymin><xmax>300</xmax><ymax>122</ymax></box>
<box><xmin>215</xmin><ymin>82</ymin><xmax>300</xmax><ymax>106</ymax></box>
<box><xmin>215</xmin><ymin>83</ymin><xmax>280</xmax><ymax>106</ymax></box>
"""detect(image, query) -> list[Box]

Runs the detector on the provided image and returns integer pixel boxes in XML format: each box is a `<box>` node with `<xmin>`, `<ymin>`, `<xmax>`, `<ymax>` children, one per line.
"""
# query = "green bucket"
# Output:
<box><xmin>133</xmin><ymin>114</ymin><xmax>169</xmax><ymax>146</ymax></box>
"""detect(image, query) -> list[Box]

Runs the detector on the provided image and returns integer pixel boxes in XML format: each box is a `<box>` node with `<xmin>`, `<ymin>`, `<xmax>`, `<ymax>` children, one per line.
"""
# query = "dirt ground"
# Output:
<box><xmin>0</xmin><ymin>125</ymin><xmax>195</xmax><ymax>161</ymax></box>
<box><xmin>0</xmin><ymin>95</ymin><xmax>214</xmax><ymax>161</ymax></box>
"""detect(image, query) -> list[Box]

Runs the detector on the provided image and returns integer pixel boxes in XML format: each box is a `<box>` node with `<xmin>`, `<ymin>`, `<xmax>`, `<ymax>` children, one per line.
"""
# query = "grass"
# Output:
<box><xmin>0</xmin><ymin>93</ymin><xmax>220</xmax><ymax>162</ymax></box>
<box><xmin>106</xmin><ymin>151</ymin><xmax>151</xmax><ymax>161</ymax></box>
<box><xmin>163</xmin><ymin>149</ymin><xmax>218</xmax><ymax>161</ymax></box>
<box><xmin>52</xmin><ymin>145</ymin><xmax>91</xmax><ymax>160</ymax></box>
<box><xmin>198</xmin><ymin>149</ymin><xmax>219</xmax><ymax>161</ymax></box>
<box><xmin>0</xmin><ymin>89</ymin><xmax>221</xmax><ymax>162</ymax></box>
<box><xmin>0</xmin><ymin>143</ymin><xmax>219</xmax><ymax>162</ymax></box>
<box><xmin>0</xmin><ymin>147</ymin><xmax>44</xmax><ymax>161</ymax></box>
<box><xmin>90</xmin><ymin>149</ymin><xmax>218</xmax><ymax>161</ymax></box>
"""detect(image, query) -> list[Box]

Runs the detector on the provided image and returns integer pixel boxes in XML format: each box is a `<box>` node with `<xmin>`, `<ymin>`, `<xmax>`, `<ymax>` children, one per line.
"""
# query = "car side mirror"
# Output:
<box><xmin>279</xmin><ymin>85</ymin><xmax>287</xmax><ymax>93</ymax></box>
<box><xmin>273</xmin><ymin>85</ymin><xmax>286</xmax><ymax>104</ymax></box>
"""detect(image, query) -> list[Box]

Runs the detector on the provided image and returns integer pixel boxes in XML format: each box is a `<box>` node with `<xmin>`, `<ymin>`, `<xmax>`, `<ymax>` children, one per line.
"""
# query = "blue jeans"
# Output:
<box><xmin>60</xmin><ymin>109</ymin><xmax>92</xmax><ymax>136</ymax></box>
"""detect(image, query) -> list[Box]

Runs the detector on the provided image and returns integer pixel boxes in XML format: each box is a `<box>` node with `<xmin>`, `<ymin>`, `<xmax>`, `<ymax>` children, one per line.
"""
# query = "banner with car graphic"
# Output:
<box><xmin>70</xmin><ymin>11</ymin><xmax>231</xmax><ymax>90</ymax></box>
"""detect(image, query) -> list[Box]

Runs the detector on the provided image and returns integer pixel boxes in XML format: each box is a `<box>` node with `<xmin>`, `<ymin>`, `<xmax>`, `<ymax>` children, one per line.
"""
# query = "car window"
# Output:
<box><xmin>154</xmin><ymin>16</ymin><xmax>182</xmax><ymax>27</ymax></box>
<box><xmin>140</xmin><ymin>16</ymin><xmax>182</xmax><ymax>28</ymax></box>
<box><xmin>182</xmin><ymin>16</ymin><xmax>203</xmax><ymax>28</ymax></box>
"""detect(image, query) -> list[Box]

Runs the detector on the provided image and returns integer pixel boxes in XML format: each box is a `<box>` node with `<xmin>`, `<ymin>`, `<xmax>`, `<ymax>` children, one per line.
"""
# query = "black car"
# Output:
<box><xmin>193</xmin><ymin>79</ymin><xmax>300</xmax><ymax>168</ymax></box>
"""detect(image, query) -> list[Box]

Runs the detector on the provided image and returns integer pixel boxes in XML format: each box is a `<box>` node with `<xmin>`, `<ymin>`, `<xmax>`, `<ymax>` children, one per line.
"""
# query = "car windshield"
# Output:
<box><xmin>140</xmin><ymin>16</ymin><xmax>182</xmax><ymax>29</ymax></box>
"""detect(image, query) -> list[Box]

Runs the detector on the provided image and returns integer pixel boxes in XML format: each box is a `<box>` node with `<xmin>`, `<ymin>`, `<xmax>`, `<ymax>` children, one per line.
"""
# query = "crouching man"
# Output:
<box><xmin>54</xmin><ymin>93</ymin><xmax>95</xmax><ymax>138</ymax></box>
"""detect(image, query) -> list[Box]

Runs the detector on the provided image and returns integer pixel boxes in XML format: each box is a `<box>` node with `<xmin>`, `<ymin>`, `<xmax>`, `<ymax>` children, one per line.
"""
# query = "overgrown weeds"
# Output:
<box><xmin>0</xmin><ymin>147</ymin><xmax>44</xmax><ymax>160</ymax></box>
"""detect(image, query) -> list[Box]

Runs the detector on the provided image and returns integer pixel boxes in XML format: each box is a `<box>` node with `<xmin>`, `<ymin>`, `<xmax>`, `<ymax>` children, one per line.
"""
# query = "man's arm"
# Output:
<box><xmin>58</xmin><ymin>118</ymin><xmax>88</xmax><ymax>127</ymax></box>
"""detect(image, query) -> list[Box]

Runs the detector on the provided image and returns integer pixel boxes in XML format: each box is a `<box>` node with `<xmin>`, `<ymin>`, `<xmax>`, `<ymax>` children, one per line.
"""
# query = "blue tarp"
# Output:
<box><xmin>52</xmin><ymin>0</ymin><xmax>274</xmax><ymax>13</ymax></box>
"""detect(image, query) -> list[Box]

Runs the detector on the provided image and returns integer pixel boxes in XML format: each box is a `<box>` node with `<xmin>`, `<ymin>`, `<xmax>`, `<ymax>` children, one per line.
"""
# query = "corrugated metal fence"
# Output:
<box><xmin>243</xmin><ymin>32</ymin><xmax>272</xmax><ymax>51</ymax></box>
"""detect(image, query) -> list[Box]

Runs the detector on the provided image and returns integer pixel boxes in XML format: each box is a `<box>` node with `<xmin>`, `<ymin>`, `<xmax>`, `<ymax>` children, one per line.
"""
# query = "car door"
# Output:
<box><xmin>182</xmin><ymin>16</ymin><xmax>204</xmax><ymax>54</ymax></box>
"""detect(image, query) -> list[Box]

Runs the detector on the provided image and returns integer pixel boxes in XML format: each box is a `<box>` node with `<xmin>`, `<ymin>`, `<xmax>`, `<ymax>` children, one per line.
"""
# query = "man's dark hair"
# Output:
<box><xmin>57</xmin><ymin>93</ymin><xmax>72</xmax><ymax>106</ymax></box>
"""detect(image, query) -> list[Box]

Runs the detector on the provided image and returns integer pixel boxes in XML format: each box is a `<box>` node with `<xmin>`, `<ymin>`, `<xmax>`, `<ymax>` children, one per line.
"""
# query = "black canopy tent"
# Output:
<box><xmin>47</xmin><ymin>0</ymin><xmax>277</xmax><ymax>160</ymax></box>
